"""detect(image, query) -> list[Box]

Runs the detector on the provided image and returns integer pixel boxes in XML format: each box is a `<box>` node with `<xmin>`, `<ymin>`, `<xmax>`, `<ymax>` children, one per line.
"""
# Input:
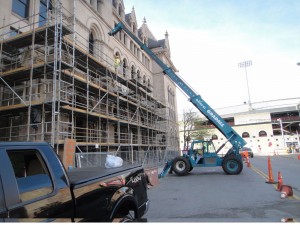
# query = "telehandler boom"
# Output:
<box><xmin>109</xmin><ymin>22</ymin><xmax>247</xmax><ymax>176</ymax></box>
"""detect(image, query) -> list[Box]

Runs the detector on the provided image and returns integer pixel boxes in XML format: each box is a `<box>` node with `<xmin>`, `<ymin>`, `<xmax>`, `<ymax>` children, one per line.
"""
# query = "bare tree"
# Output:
<box><xmin>192</xmin><ymin>118</ymin><xmax>210</xmax><ymax>140</ymax></box>
<box><xmin>182</xmin><ymin>108</ymin><xmax>196</xmax><ymax>149</ymax></box>
<box><xmin>182</xmin><ymin>108</ymin><xmax>210</xmax><ymax>148</ymax></box>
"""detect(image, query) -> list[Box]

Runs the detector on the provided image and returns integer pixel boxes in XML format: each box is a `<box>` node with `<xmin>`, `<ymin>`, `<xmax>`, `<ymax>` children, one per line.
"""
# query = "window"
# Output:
<box><xmin>118</xmin><ymin>3</ymin><xmax>122</xmax><ymax>16</ymax></box>
<box><xmin>130</xmin><ymin>41</ymin><xmax>134</xmax><ymax>52</ymax></box>
<box><xmin>137</xmin><ymin>70</ymin><xmax>141</xmax><ymax>81</ymax></box>
<box><xmin>123</xmin><ymin>33</ymin><xmax>126</xmax><ymax>45</ymax></box>
<box><xmin>131</xmin><ymin>65</ymin><xmax>135</xmax><ymax>80</ymax></box>
<box><xmin>242</xmin><ymin>132</ymin><xmax>250</xmax><ymax>138</ymax></box>
<box><xmin>132</xmin><ymin>23</ymin><xmax>136</xmax><ymax>34</ymax></box>
<box><xmin>89</xmin><ymin>32</ymin><xmax>94</xmax><ymax>55</ymax></box>
<box><xmin>259</xmin><ymin>130</ymin><xmax>267</xmax><ymax>137</ymax></box>
<box><xmin>112</xmin><ymin>0</ymin><xmax>117</xmax><ymax>8</ymax></box>
<box><xmin>7</xmin><ymin>150</ymin><xmax>53</xmax><ymax>202</ymax></box>
<box><xmin>168</xmin><ymin>87</ymin><xmax>175</xmax><ymax>107</ymax></box>
<box><xmin>212</xmin><ymin>134</ymin><xmax>218</xmax><ymax>140</ymax></box>
<box><xmin>39</xmin><ymin>0</ymin><xmax>52</xmax><ymax>26</ymax></box>
<box><xmin>12</xmin><ymin>0</ymin><xmax>30</xmax><ymax>18</ymax></box>
<box><xmin>122</xmin><ymin>59</ymin><xmax>127</xmax><ymax>77</ymax></box>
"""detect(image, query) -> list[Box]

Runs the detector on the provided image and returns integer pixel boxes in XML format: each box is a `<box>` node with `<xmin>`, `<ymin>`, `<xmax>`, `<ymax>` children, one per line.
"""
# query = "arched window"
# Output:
<box><xmin>118</xmin><ymin>3</ymin><xmax>122</xmax><ymax>16</ymax></box>
<box><xmin>123</xmin><ymin>33</ymin><xmax>126</xmax><ymax>45</ymax></box>
<box><xmin>112</xmin><ymin>0</ymin><xmax>117</xmax><ymax>8</ymax></box>
<box><xmin>89</xmin><ymin>32</ymin><xmax>94</xmax><ymax>55</ymax></box>
<box><xmin>137</xmin><ymin>70</ymin><xmax>141</xmax><ymax>82</ymax></box>
<box><xmin>143</xmin><ymin>75</ymin><xmax>146</xmax><ymax>85</ymax></box>
<box><xmin>132</xmin><ymin>23</ymin><xmax>136</xmax><ymax>33</ymax></box>
<box><xmin>242</xmin><ymin>132</ymin><xmax>250</xmax><ymax>138</ymax></box>
<box><xmin>161</xmin><ymin>135</ymin><xmax>166</xmax><ymax>143</ymax></box>
<box><xmin>259</xmin><ymin>130</ymin><xmax>267</xmax><ymax>137</ymax></box>
<box><xmin>130</xmin><ymin>41</ymin><xmax>134</xmax><ymax>52</ymax></box>
<box><xmin>167</xmin><ymin>86</ymin><xmax>171</xmax><ymax>104</ymax></box>
<box><xmin>147</xmin><ymin>78</ymin><xmax>151</xmax><ymax>87</ymax></box>
<box><xmin>212</xmin><ymin>134</ymin><xmax>218</xmax><ymax>140</ymax></box>
<box><xmin>131</xmin><ymin>65</ymin><xmax>135</xmax><ymax>80</ymax></box>
<box><xmin>137</xmin><ymin>49</ymin><xmax>140</xmax><ymax>59</ymax></box>
<box><xmin>122</xmin><ymin>59</ymin><xmax>127</xmax><ymax>77</ymax></box>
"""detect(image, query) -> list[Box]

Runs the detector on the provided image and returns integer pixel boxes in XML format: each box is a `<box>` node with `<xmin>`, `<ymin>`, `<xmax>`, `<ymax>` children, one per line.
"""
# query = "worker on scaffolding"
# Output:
<box><xmin>114</xmin><ymin>54</ymin><xmax>121</xmax><ymax>73</ymax></box>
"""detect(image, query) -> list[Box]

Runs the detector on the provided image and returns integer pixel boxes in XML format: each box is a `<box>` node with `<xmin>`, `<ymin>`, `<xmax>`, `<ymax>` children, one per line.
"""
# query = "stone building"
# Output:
<box><xmin>0</xmin><ymin>0</ymin><xmax>179</xmax><ymax>166</ymax></box>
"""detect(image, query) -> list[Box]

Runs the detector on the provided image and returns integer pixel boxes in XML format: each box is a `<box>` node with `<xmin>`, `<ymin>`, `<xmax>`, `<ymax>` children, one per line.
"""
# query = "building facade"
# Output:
<box><xmin>0</xmin><ymin>0</ymin><xmax>180</xmax><ymax>165</ymax></box>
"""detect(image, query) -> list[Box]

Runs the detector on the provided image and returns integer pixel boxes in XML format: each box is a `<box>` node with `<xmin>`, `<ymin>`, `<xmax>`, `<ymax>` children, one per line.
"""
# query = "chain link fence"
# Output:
<box><xmin>75</xmin><ymin>149</ymin><xmax>180</xmax><ymax>169</ymax></box>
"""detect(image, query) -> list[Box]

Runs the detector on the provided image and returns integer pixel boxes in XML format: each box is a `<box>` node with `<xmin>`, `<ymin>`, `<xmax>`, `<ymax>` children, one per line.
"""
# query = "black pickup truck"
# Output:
<box><xmin>0</xmin><ymin>142</ymin><xmax>149</xmax><ymax>222</ymax></box>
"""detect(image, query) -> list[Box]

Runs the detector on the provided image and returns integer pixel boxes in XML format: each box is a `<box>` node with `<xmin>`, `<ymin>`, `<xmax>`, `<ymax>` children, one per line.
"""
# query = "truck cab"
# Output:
<box><xmin>0</xmin><ymin>142</ymin><xmax>149</xmax><ymax>222</ymax></box>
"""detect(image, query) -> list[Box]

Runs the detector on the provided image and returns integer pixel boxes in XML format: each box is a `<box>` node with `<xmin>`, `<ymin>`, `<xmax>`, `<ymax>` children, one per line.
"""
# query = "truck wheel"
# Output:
<box><xmin>112</xmin><ymin>210</ymin><xmax>135</xmax><ymax>222</ymax></box>
<box><xmin>172</xmin><ymin>156</ymin><xmax>190</xmax><ymax>176</ymax></box>
<box><xmin>222</xmin><ymin>155</ymin><xmax>243</xmax><ymax>175</ymax></box>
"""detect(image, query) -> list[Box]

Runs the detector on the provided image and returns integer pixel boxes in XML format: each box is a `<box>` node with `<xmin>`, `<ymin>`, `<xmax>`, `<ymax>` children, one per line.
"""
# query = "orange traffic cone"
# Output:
<box><xmin>277</xmin><ymin>171</ymin><xmax>283</xmax><ymax>191</ymax></box>
<box><xmin>246</xmin><ymin>157</ymin><xmax>251</xmax><ymax>168</ymax></box>
<box><xmin>266</xmin><ymin>156</ymin><xmax>277</xmax><ymax>184</ymax></box>
<box><xmin>281</xmin><ymin>218</ymin><xmax>294</xmax><ymax>222</ymax></box>
<box><xmin>280</xmin><ymin>185</ymin><xmax>293</xmax><ymax>199</ymax></box>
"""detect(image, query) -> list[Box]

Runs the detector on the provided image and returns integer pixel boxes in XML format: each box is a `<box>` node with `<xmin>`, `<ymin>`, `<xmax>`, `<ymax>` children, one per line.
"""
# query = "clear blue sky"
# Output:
<box><xmin>123</xmin><ymin>0</ymin><xmax>300</xmax><ymax>114</ymax></box>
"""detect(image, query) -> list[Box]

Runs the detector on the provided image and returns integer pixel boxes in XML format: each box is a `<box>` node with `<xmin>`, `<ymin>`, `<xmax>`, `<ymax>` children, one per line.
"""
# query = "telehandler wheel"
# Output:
<box><xmin>172</xmin><ymin>156</ymin><xmax>191</xmax><ymax>176</ymax></box>
<box><xmin>222</xmin><ymin>155</ymin><xmax>243</xmax><ymax>175</ymax></box>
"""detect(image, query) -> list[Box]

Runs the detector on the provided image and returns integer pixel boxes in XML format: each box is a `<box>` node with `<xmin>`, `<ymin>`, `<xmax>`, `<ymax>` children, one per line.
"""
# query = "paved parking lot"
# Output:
<box><xmin>146</xmin><ymin>155</ymin><xmax>300</xmax><ymax>222</ymax></box>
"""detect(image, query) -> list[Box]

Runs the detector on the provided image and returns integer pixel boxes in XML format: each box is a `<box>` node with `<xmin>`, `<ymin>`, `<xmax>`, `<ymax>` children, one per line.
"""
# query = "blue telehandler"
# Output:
<box><xmin>109</xmin><ymin>22</ymin><xmax>247</xmax><ymax>177</ymax></box>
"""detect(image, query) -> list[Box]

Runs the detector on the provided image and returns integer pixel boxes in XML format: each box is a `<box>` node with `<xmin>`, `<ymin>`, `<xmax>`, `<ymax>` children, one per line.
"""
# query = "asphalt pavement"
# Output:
<box><xmin>146</xmin><ymin>154</ymin><xmax>300</xmax><ymax>222</ymax></box>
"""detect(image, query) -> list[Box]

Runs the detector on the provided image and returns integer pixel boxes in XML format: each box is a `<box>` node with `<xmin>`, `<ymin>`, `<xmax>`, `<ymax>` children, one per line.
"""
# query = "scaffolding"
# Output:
<box><xmin>0</xmin><ymin>0</ymin><xmax>179</xmax><ymax>163</ymax></box>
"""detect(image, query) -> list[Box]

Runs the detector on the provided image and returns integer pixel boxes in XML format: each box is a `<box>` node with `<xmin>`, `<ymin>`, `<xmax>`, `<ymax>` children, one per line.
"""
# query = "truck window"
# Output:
<box><xmin>193</xmin><ymin>143</ymin><xmax>204</xmax><ymax>151</ymax></box>
<box><xmin>7</xmin><ymin>150</ymin><xmax>53</xmax><ymax>202</ymax></box>
<box><xmin>206</xmin><ymin>142</ymin><xmax>216</xmax><ymax>153</ymax></box>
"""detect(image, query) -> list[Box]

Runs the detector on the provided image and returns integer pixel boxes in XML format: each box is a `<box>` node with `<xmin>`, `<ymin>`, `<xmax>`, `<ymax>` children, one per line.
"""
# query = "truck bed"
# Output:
<box><xmin>67</xmin><ymin>164</ymin><xmax>143</xmax><ymax>187</ymax></box>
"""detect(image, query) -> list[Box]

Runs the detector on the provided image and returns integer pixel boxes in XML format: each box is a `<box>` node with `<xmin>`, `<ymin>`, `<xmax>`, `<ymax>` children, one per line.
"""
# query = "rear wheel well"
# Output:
<box><xmin>110</xmin><ymin>196</ymin><xmax>138</xmax><ymax>221</ymax></box>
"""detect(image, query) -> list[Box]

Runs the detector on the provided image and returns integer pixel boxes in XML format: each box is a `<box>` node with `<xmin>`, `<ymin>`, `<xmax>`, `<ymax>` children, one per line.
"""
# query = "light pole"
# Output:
<box><xmin>297</xmin><ymin>63</ymin><xmax>300</xmax><ymax>151</ymax></box>
<box><xmin>277</xmin><ymin>118</ymin><xmax>285</xmax><ymax>149</ymax></box>
<box><xmin>296</xmin><ymin>128</ymin><xmax>300</xmax><ymax>153</ymax></box>
<box><xmin>238</xmin><ymin>60</ymin><xmax>253</xmax><ymax>110</ymax></box>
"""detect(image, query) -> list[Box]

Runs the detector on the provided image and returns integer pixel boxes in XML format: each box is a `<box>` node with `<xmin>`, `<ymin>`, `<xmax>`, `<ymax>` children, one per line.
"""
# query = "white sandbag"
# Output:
<box><xmin>105</xmin><ymin>155</ymin><xmax>123</xmax><ymax>168</ymax></box>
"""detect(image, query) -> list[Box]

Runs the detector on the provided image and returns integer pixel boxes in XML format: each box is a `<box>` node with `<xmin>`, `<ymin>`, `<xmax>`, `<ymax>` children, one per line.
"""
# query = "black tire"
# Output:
<box><xmin>189</xmin><ymin>166</ymin><xmax>194</xmax><ymax>172</ymax></box>
<box><xmin>112</xmin><ymin>210</ymin><xmax>135</xmax><ymax>222</ymax></box>
<box><xmin>222</xmin><ymin>155</ymin><xmax>243</xmax><ymax>175</ymax></box>
<box><xmin>172</xmin><ymin>156</ymin><xmax>191</xmax><ymax>176</ymax></box>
